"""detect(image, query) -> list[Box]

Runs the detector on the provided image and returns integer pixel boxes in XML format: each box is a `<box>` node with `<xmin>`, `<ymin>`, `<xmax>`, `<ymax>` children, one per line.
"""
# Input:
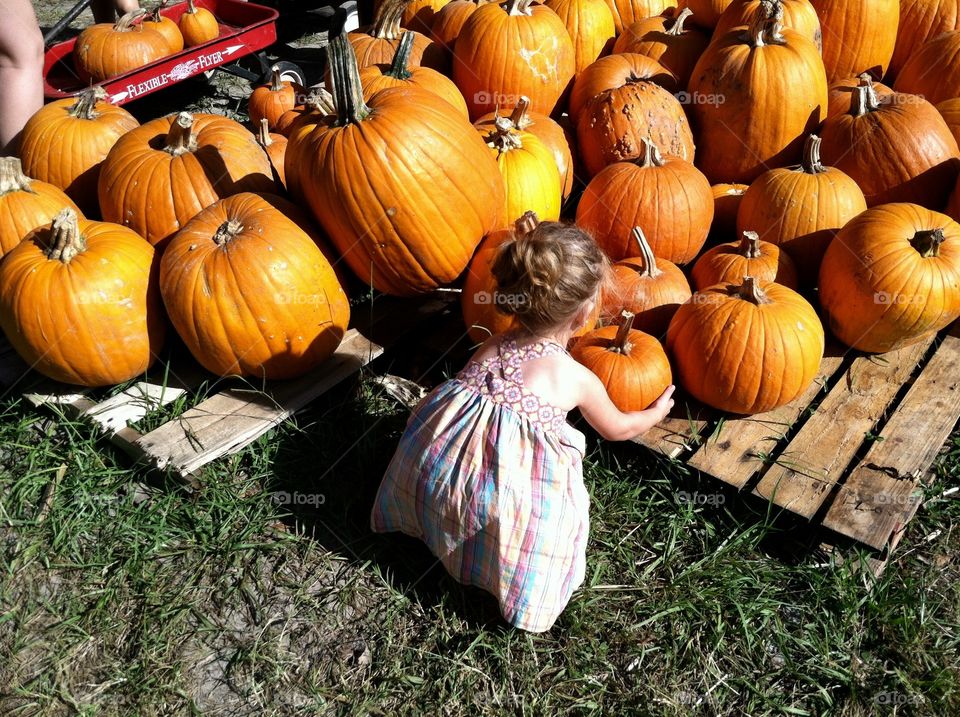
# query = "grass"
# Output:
<box><xmin>1</xmin><ymin>354</ymin><xmax>959</xmax><ymax>716</ymax></box>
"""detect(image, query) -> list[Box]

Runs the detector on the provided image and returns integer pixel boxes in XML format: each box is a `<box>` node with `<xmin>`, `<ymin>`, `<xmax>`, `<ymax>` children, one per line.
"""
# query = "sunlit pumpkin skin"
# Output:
<box><xmin>600</xmin><ymin>227</ymin><xmax>692</xmax><ymax>337</ymax></box>
<box><xmin>819</xmin><ymin>83</ymin><xmax>960</xmax><ymax>209</ymax></box>
<box><xmin>684</xmin><ymin>0</ymin><xmax>734</xmax><ymax>28</ymax></box>
<box><xmin>275</xmin><ymin>89</ymin><xmax>334</xmax><ymax>137</ymax></box>
<box><xmin>144</xmin><ymin>5</ymin><xmax>183</xmax><ymax>53</ymax></box>
<box><xmin>571</xmin><ymin>311</ymin><xmax>673</xmax><ymax>412</ymax></box>
<box><xmin>391</xmin><ymin>0</ymin><xmax>454</xmax><ymax>34</ymax></box>
<box><xmin>713</xmin><ymin>0</ymin><xmax>822</xmax><ymax>49</ymax></box>
<box><xmin>73</xmin><ymin>10</ymin><xmax>169</xmax><ymax>83</ymax></box>
<box><xmin>613</xmin><ymin>8</ymin><xmax>710</xmax><ymax>87</ymax></box>
<box><xmin>98</xmin><ymin>112</ymin><xmax>275</xmax><ymax>248</ymax></box>
<box><xmin>300</xmin><ymin>34</ymin><xmax>505</xmax><ymax>296</ymax></box>
<box><xmin>894</xmin><ymin>31</ymin><xmax>960</xmax><ymax>106</ymax></box>
<box><xmin>545</xmin><ymin>0</ymin><xmax>616</xmax><ymax>75</ymax></box>
<box><xmin>453</xmin><ymin>0</ymin><xmax>576</xmax><ymax>118</ymax></box>
<box><xmin>688</xmin><ymin>4</ymin><xmax>827</xmax><ymax>184</ymax></box>
<box><xmin>360</xmin><ymin>31</ymin><xmax>469</xmax><ymax>119</ymax></box>
<box><xmin>349</xmin><ymin>0</ymin><xmax>446</xmax><ymax>74</ymax></box>
<box><xmin>568</xmin><ymin>52</ymin><xmax>677</xmax><ymax>122</ymax></box>
<box><xmin>667</xmin><ymin>276</ymin><xmax>825</xmax><ymax>414</ymax></box>
<box><xmin>603</xmin><ymin>0</ymin><xmax>677</xmax><ymax>35</ymax></box>
<box><xmin>809</xmin><ymin>0</ymin><xmax>898</xmax><ymax>81</ymax></box>
<box><xmin>159</xmin><ymin>193</ymin><xmax>348</xmax><ymax>379</ymax></box>
<box><xmin>19</xmin><ymin>87</ymin><xmax>139</xmax><ymax>215</ymax></box>
<box><xmin>257</xmin><ymin>119</ymin><xmax>287</xmax><ymax>189</ymax></box>
<box><xmin>736</xmin><ymin>135</ymin><xmax>865</xmax><ymax>284</ymax></box>
<box><xmin>248</xmin><ymin>68</ymin><xmax>304</xmax><ymax>131</ymax></box>
<box><xmin>890</xmin><ymin>0</ymin><xmax>960</xmax><ymax>80</ymax></box>
<box><xmin>939</xmin><ymin>98</ymin><xmax>960</xmax><ymax>148</ymax></box>
<box><xmin>0</xmin><ymin>158</ymin><xmax>82</xmax><ymax>260</ymax></box>
<box><xmin>0</xmin><ymin>208</ymin><xmax>164</xmax><ymax>387</ymax></box>
<box><xmin>710</xmin><ymin>183</ymin><xmax>748</xmax><ymax>240</ymax></box>
<box><xmin>179</xmin><ymin>0</ymin><xmax>219</xmax><ymax>46</ymax></box>
<box><xmin>826</xmin><ymin>73</ymin><xmax>893</xmax><ymax>119</ymax></box>
<box><xmin>692</xmin><ymin>230</ymin><xmax>798</xmax><ymax>290</ymax></box>
<box><xmin>577</xmin><ymin>138</ymin><xmax>712</xmax><ymax>263</ymax></box>
<box><xmin>429</xmin><ymin>0</ymin><xmax>487</xmax><ymax>62</ymax></box>
<box><xmin>476</xmin><ymin>98</ymin><xmax>574</xmax><ymax>199</ymax></box>
<box><xmin>282</xmin><ymin>92</ymin><xmax>336</xmax><ymax>199</ymax></box>
<box><xmin>819</xmin><ymin>204</ymin><xmax>960</xmax><ymax>354</ymax></box>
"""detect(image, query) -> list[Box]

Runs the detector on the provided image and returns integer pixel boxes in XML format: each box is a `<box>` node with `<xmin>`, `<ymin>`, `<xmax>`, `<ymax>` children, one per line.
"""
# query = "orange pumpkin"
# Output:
<box><xmin>257</xmin><ymin>119</ymin><xmax>287</xmax><ymax>189</ymax></box>
<box><xmin>430</xmin><ymin>0</ymin><xmax>488</xmax><ymax>62</ymax></box>
<box><xmin>713</xmin><ymin>0</ymin><xmax>822</xmax><ymax>49</ymax></box>
<box><xmin>827</xmin><ymin>73</ymin><xmax>894</xmax><ymax>119</ymax></box>
<box><xmin>688</xmin><ymin>2</ymin><xmax>828</xmax><ymax>184</ymax></box>
<box><xmin>819</xmin><ymin>204</ymin><xmax>960</xmax><ymax>354</ymax></box>
<box><xmin>453</xmin><ymin>0</ymin><xmax>576</xmax><ymax>118</ymax></box>
<box><xmin>613</xmin><ymin>8</ymin><xmax>710</xmax><ymax>87</ymax></box>
<box><xmin>894</xmin><ymin>31</ymin><xmax>960</xmax><ymax>106</ymax></box>
<box><xmin>603</xmin><ymin>0</ymin><xmax>677</xmax><ymax>35</ymax></box>
<box><xmin>179</xmin><ymin>0</ymin><xmax>219</xmax><ymax>46</ymax></box>
<box><xmin>393</xmin><ymin>0</ymin><xmax>454</xmax><ymax>34</ymax></box>
<box><xmin>939</xmin><ymin>98</ymin><xmax>960</xmax><ymax>148</ymax></box>
<box><xmin>568</xmin><ymin>52</ymin><xmax>677</xmax><ymax>122</ymax></box>
<box><xmin>275</xmin><ymin>89</ymin><xmax>335</xmax><ymax>137</ymax></box>
<box><xmin>0</xmin><ymin>158</ymin><xmax>82</xmax><ymax>260</ymax></box>
<box><xmin>819</xmin><ymin>83</ymin><xmax>960</xmax><ymax>208</ymax></box>
<box><xmin>0</xmin><ymin>208</ymin><xmax>164</xmax><ymax>387</ymax></box>
<box><xmin>600</xmin><ymin>227</ymin><xmax>692</xmax><ymax>336</ymax></box>
<box><xmin>736</xmin><ymin>135</ymin><xmax>865</xmax><ymax>284</ymax></box>
<box><xmin>98</xmin><ymin>112</ymin><xmax>275</xmax><ymax>248</ymax></box>
<box><xmin>73</xmin><ymin>10</ymin><xmax>169</xmax><ymax>83</ymax></box>
<box><xmin>248</xmin><ymin>68</ymin><xmax>304</xmax><ymax>131</ymax></box>
<box><xmin>691</xmin><ymin>231</ymin><xmax>798</xmax><ymax>290</ymax></box>
<box><xmin>576</xmin><ymin>138</ymin><xmax>712</xmax><ymax>263</ymax></box>
<box><xmin>282</xmin><ymin>93</ymin><xmax>336</xmax><ymax>200</ymax></box>
<box><xmin>360</xmin><ymin>31</ymin><xmax>469</xmax><ymax>118</ymax></box>
<box><xmin>545</xmin><ymin>0</ymin><xmax>616</xmax><ymax>75</ymax></box>
<box><xmin>159</xmin><ymin>193</ymin><xmax>348</xmax><ymax>379</ymax></box>
<box><xmin>19</xmin><ymin>87</ymin><xmax>139</xmax><ymax>215</ymax></box>
<box><xmin>348</xmin><ymin>0</ymin><xmax>446</xmax><ymax>73</ymax></box>
<box><xmin>683</xmin><ymin>0</ymin><xmax>734</xmax><ymax>28</ymax></box>
<box><xmin>710</xmin><ymin>183</ymin><xmax>748</xmax><ymax>240</ymax></box>
<box><xmin>298</xmin><ymin>34</ymin><xmax>504</xmax><ymax>296</ymax></box>
<box><xmin>809</xmin><ymin>0</ymin><xmax>899</xmax><ymax>81</ymax></box>
<box><xmin>890</xmin><ymin>0</ymin><xmax>960</xmax><ymax>80</ymax></box>
<box><xmin>666</xmin><ymin>276</ymin><xmax>825</xmax><ymax>414</ymax></box>
<box><xmin>144</xmin><ymin>3</ymin><xmax>184</xmax><ymax>53</ymax></box>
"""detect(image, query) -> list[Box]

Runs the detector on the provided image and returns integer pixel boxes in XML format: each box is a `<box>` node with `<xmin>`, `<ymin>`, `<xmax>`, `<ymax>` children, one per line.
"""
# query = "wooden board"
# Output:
<box><xmin>632</xmin><ymin>400</ymin><xmax>715</xmax><ymax>459</ymax></box>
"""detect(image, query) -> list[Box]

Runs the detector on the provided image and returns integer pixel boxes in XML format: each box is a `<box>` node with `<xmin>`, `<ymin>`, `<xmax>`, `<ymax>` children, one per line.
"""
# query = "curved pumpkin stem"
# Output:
<box><xmin>630</xmin><ymin>227</ymin><xmax>661</xmax><ymax>278</ymax></box>
<box><xmin>186</xmin><ymin>0</ymin><xmax>199</xmax><ymax>14</ymax></box>
<box><xmin>735</xmin><ymin>276</ymin><xmax>771</xmax><ymax>305</ymax></box>
<box><xmin>738</xmin><ymin>231</ymin><xmax>762</xmax><ymax>259</ymax></box>
<box><xmin>667</xmin><ymin>7</ymin><xmax>694</xmax><ymax>35</ymax></box>
<box><xmin>114</xmin><ymin>9</ymin><xmax>149</xmax><ymax>31</ymax></box>
<box><xmin>850</xmin><ymin>82</ymin><xmax>880</xmax><ymax>117</ymax></box>
<box><xmin>746</xmin><ymin>0</ymin><xmax>785</xmax><ymax>47</ymax></box>
<box><xmin>505</xmin><ymin>0</ymin><xmax>535</xmax><ymax>16</ymax></box>
<box><xmin>329</xmin><ymin>33</ymin><xmax>371</xmax><ymax>125</ymax></box>
<box><xmin>514</xmin><ymin>210</ymin><xmax>540</xmax><ymax>236</ymax></box>
<box><xmin>637</xmin><ymin>137</ymin><xmax>666</xmax><ymax>169</ymax></box>
<box><xmin>266</xmin><ymin>67</ymin><xmax>284</xmax><ymax>92</ymax></box>
<box><xmin>68</xmin><ymin>86</ymin><xmax>107</xmax><ymax>120</ymax></box>
<box><xmin>305</xmin><ymin>88</ymin><xmax>336</xmax><ymax>115</ymax></box>
<box><xmin>165</xmin><ymin>112</ymin><xmax>198</xmax><ymax>155</ymax></box>
<box><xmin>387</xmin><ymin>32</ymin><xmax>416</xmax><ymax>80</ymax></box>
<box><xmin>610</xmin><ymin>311</ymin><xmax>635</xmax><ymax>355</ymax></box>
<box><xmin>911</xmin><ymin>228</ymin><xmax>945</xmax><ymax>258</ymax></box>
<box><xmin>370</xmin><ymin>0</ymin><xmax>405</xmax><ymax>40</ymax></box>
<box><xmin>46</xmin><ymin>209</ymin><xmax>87</xmax><ymax>264</ymax></box>
<box><xmin>508</xmin><ymin>96</ymin><xmax>533</xmax><ymax>130</ymax></box>
<box><xmin>213</xmin><ymin>219</ymin><xmax>244</xmax><ymax>246</ymax></box>
<box><xmin>257</xmin><ymin>117</ymin><xmax>273</xmax><ymax>148</ymax></box>
<box><xmin>0</xmin><ymin>157</ymin><xmax>35</xmax><ymax>196</ymax></box>
<box><xmin>801</xmin><ymin>134</ymin><xmax>825</xmax><ymax>174</ymax></box>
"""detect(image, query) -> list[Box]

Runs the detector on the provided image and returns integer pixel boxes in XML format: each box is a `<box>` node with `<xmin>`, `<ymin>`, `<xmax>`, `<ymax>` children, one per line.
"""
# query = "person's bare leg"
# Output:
<box><xmin>91</xmin><ymin>0</ymin><xmax>139</xmax><ymax>23</ymax></box>
<box><xmin>0</xmin><ymin>0</ymin><xmax>43</xmax><ymax>155</ymax></box>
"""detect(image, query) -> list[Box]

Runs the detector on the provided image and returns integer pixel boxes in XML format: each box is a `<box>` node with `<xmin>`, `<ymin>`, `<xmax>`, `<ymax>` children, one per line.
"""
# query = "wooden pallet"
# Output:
<box><xmin>0</xmin><ymin>297</ymin><xmax>449</xmax><ymax>485</ymax></box>
<box><xmin>634</xmin><ymin>324</ymin><xmax>960</xmax><ymax>576</ymax></box>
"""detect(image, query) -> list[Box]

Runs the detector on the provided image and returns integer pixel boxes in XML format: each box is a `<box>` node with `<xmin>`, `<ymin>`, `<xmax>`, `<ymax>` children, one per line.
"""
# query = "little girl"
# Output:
<box><xmin>371</xmin><ymin>222</ymin><xmax>675</xmax><ymax>632</ymax></box>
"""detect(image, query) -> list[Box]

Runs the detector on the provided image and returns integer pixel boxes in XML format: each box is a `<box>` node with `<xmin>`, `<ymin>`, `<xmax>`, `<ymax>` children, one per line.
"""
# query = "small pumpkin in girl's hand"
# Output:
<box><xmin>179</xmin><ymin>0</ymin><xmax>219</xmax><ymax>47</ymax></box>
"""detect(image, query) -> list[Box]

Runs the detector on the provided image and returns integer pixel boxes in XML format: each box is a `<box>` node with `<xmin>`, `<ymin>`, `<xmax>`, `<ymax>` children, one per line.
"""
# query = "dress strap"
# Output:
<box><xmin>497</xmin><ymin>337</ymin><xmax>524</xmax><ymax>385</ymax></box>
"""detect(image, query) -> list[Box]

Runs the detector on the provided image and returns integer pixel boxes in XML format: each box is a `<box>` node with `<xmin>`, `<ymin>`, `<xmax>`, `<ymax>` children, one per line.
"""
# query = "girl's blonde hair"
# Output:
<box><xmin>491</xmin><ymin>222</ymin><xmax>609</xmax><ymax>335</ymax></box>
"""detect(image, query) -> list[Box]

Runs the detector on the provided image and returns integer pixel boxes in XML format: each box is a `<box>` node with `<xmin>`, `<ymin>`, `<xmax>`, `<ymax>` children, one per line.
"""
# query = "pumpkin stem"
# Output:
<box><xmin>631</xmin><ymin>227</ymin><xmax>661</xmax><ymax>278</ymax></box>
<box><xmin>505</xmin><ymin>0</ymin><xmax>534</xmax><ymax>15</ymax></box>
<box><xmin>739</xmin><ymin>231</ymin><xmax>763</xmax><ymax>259</ymax></box>
<box><xmin>637</xmin><ymin>137</ymin><xmax>665</xmax><ymax>168</ymax></box>
<box><xmin>329</xmin><ymin>33</ymin><xmax>371</xmax><ymax>125</ymax></box>
<box><xmin>911</xmin><ymin>229</ymin><xmax>946</xmax><ymax>258</ymax></box>
<box><xmin>165</xmin><ymin>112</ymin><xmax>198</xmax><ymax>155</ymax></box>
<box><xmin>610</xmin><ymin>311</ymin><xmax>636</xmax><ymax>355</ymax></box>
<box><xmin>850</xmin><ymin>82</ymin><xmax>880</xmax><ymax>117</ymax></box>
<box><xmin>735</xmin><ymin>276</ymin><xmax>771</xmax><ymax>304</ymax></box>
<box><xmin>508</xmin><ymin>96</ymin><xmax>532</xmax><ymax>130</ymax></box>
<box><xmin>370</xmin><ymin>0</ymin><xmax>405</xmax><ymax>40</ymax></box>
<box><xmin>114</xmin><ymin>8</ymin><xmax>149</xmax><ymax>31</ymax></box>
<box><xmin>800</xmin><ymin>134</ymin><xmax>825</xmax><ymax>174</ymax></box>
<box><xmin>186</xmin><ymin>0</ymin><xmax>198</xmax><ymax>13</ymax></box>
<box><xmin>667</xmin><ymin>7</ymin><xmax>693</xmax><ymax>35</ymax></box>
<box><xmin>0</xmin><ymin>157</ymin><xmax>36</xmax><ymax>196</ymax></box>
<box><xmin>46</xmin><ymin>209</ymin><xmax>87</xmax><ymax>264</ymax></box>
<box><xmin>305</xmin><ymin>88</ymin><xmax>336</xmax><ymax>115</ymax></box>
<box><xmin>486</xmin><ymin>115</ymin><xmax>523</xmax><ymax>153</ymax></box>
<box><xmin>267</xmin><ymin>67</ymin><xmax>284</xmax><ymax>92</ymax></box>
<box><xmin>514</xmin><ymin>210</ymin><xmax>540</xmax><ymax>236</ymax></box>
<box><xmin>213</xmin><ymin>219</ymin><xmax>244</xmax><ymax>246</ymax></box>
<box><xmin>387</xmin><ymin>31</ymin><xmax>415</xmax><ymax>80</ymax></box>
<box><xmin>67</xmin><ymin>86</ymin><xmax>107</xmax><ymax>120</ymax></box>
<box><xmin>257</xmin><ymin>117</ymin><xmax>273</xmax><ymax>148</ymax></box>
<box><xmin>746</xmin><ymin>0</ymin><xmax>785</xmax><ymax>47</ymax></box>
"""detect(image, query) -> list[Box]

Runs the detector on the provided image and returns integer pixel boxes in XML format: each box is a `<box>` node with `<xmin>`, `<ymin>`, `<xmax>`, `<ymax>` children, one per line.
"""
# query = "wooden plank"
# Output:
<box><xmin>687</xmin><ymin>351</ymin><xmax>847</xmax><ymax>489</ymax></box>
<box><xmin>822</xmin><ymin>329</ymin><xmax>960</xmax><ymax>550</ymax></box>
<box><xmin>81</xmin><ymin>368</ymin><xmax>204</xmax><ymax>435</ymax></box>
<box><xmin>633</xmin><ymin>399</ymin><xmax>715</xmax><ymax>460</ymax></box>
<box><xmin>753</xmin><ymin>335</ymin><xmax>935</xmax><ymax>518</ymax></box>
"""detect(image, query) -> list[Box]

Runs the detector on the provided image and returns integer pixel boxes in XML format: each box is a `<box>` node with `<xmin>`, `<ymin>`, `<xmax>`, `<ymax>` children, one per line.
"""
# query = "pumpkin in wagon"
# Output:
<box><xmin>144</xmin><ymin>1</ymin><xmax>184</xmax><ymax>53</ymax></box>
<box><xmin>73</xmin><ymin>9</ymin><xmax>169</xmax><ymax>83</ymax></box>
<box><xmin>179</xmin><ymin>0</ymin><xmax>219</xmax><ymax>46</ymax></box>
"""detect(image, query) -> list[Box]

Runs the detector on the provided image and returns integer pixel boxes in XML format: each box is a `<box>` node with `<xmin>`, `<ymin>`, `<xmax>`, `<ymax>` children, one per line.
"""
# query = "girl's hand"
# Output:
<box><xmin>575</xmin><ymin>365</ymin><xmax>677</xmax><ymax>442</ymax></box>
<box><xmin>648</xmin><ymin>385</ymin><xmax>676</xmax><ymax>422</ymax></box>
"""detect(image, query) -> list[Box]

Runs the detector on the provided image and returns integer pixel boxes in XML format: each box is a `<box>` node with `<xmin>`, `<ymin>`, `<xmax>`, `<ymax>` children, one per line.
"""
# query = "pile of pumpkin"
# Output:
<box><xmin>73</xmin><ymin>1</ymin><xmax>220</xmax><ymax>83</ymax></box>
<box><xmin>3</xmin><ymin>0</ymin><xmax>960</xmax><ymax>420</ymax></box>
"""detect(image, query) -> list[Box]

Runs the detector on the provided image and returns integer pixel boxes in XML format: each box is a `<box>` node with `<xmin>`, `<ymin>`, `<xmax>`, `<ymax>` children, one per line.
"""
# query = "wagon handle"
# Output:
<box><xmin>43</xmin><ymin>0</ymin><xmax>94</xmax><ymax>45</ymax></box>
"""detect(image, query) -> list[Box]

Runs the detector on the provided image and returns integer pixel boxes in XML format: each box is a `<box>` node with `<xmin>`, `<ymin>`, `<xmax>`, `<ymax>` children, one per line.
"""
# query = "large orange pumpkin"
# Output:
<box><xmin>159</xmin><ymin>193</ymin><xmax>349</xmax><ymax>379</ymax></box>
<box><xmin>298</xmin><ymin>34</ymin><xmax>504</xmax><ymax>296</ymax></box>
<box><xmin>576</xmin><ymin>138</ymin><xmax>712</xmax><ymax>263</ymax></box>
<box><xmin>0</xmin><ymin>158</ymin><xmax>81</xmax><ymax>260</ymax></box>
<box><xmin>688</xmin><ymin>2</ymin><xmax>828</xmax><ymax>184</ymax></box>
<box><xmin>98</xmin><ymin>111</ymin><xmax>275</xmax><ymax>248</ymax></box>
<box><xmin>683</xmin><ymin>0</ymin><xmax>734</xmax><ymax>28</ymax></box>
<box><xmin>545</xmin><ymin>0</ymin><xmax>616</xmax><ymax>75</ymax></box>
<box><xmin>568</xmin><ymin>52</ymin><xmax>677</xmax><ymax>121</ymax></box>
<box><xmin>453</xmin><ymin>0</ymin><xmax>576</xmax><ymax>118</ymax></box>
<box><xmin>603</xmin><ymin>0</ymin><xmax>677</xmax><ymax>35</ymax></box>
<box><xmin>144</xmin><ymin>3</ymin><xmax>183</xmax><ymax>53</ymax></box>
<box><xmin>257</xmin><ymin>119</ymin><xmax>287</xmax><ymax>189</ymax></box>
<box><xmin>826</xmin><ymin>73</ymin><xmax>894</xmax><ymax>119</ymax></box>
<box><xmin>359</xmin><ymin>31</ymin><xmax>469</xmax><ymax>118</ymax></box>
<box><xmin>666</xmin><ymin>276</ymin><xmax>825</xmax><ymax>414</ymax></box>
<box><xmin>179</xmin><ymin>0</ymin><xmax>219</xmax><ymax>46</ymax></box>
<box><xmin>691</xmin><ymin>231</ymin><xmax>798</xmax><ymax>290</ymax></box>
<box><xmin>818</xmin><ymin>83</ymin><xmax>960</xmax><ymax>208</ymax></box>
<box><xmin>890</xmin><ymin>0</ymin><xmax>960</xmax><ymax>80</ymax></box>
<box><xmin>713</xmin><ymin>0</ymin><xmax>822</xmax><ymax>49</ymax></box>
<box><xmin>736</xmin><ymin>134</ymin><xmax>866</xmax><ymax>283</ymax></box>
<box><xmin>710</xmin><ymin>183</ymin><xmax>748</xmax><ymax>240</ymax></box>
<box><xmin>348</xmin><ymin>0</ymin><xmax>446</xmax><ymax>73</ymax></box>
<box><xmin>0</xmin><ymin>208</ymin><xmax>164</xmax><ymax>387</ymax></box>
<box><xmin>939</xmin><ymin>98</ymin><xmax>960</xmax><ymax>148</ymax></box>
<box><xmin>819</xmin><ymin>203</ymin><xmax>960</xmax><ymax>354</ymax></box>
<box><xmin>809</xmin><ymin>0</ymin><xmax>898</xmax><ymax>81</ymax></box>
<box><xmin>613</xmin><ymin>8</ymin><xmax>710</xmax><ymax>87</ymax></box>
<box><xmin>18</xmin><ymin>87</ymin><xmax>139</xmax><ymax>215</ymax></box>
<box><xmin>73</xmin><ymin>10</ymin><xmax>169</xmax><ymax>83</ymax></box>
<box><xmin>248</xmin><ymin>68</ymin><xmax>304</xmax><ymax>131</ymax></box>
<box><xmin>894</xmin><ymin>31</ymin><xmax>960</xmax><ymax>106</ymax></box>
<box><xmin>600</xmin><ymin>227</ymin><xmax>692</xmax><ymax>337</ymax></box>
<box><xmin>571</xmin><ymin>311</ymin><xmax>673</xmax><ymax>412</ymax></box>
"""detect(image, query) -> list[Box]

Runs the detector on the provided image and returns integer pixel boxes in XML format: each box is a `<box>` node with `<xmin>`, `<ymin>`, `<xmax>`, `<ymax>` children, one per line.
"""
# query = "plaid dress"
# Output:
<box><xmin>371</xmin><ymin>336</ymin><xmax>590</xmax><ymax>632</ymax></box>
